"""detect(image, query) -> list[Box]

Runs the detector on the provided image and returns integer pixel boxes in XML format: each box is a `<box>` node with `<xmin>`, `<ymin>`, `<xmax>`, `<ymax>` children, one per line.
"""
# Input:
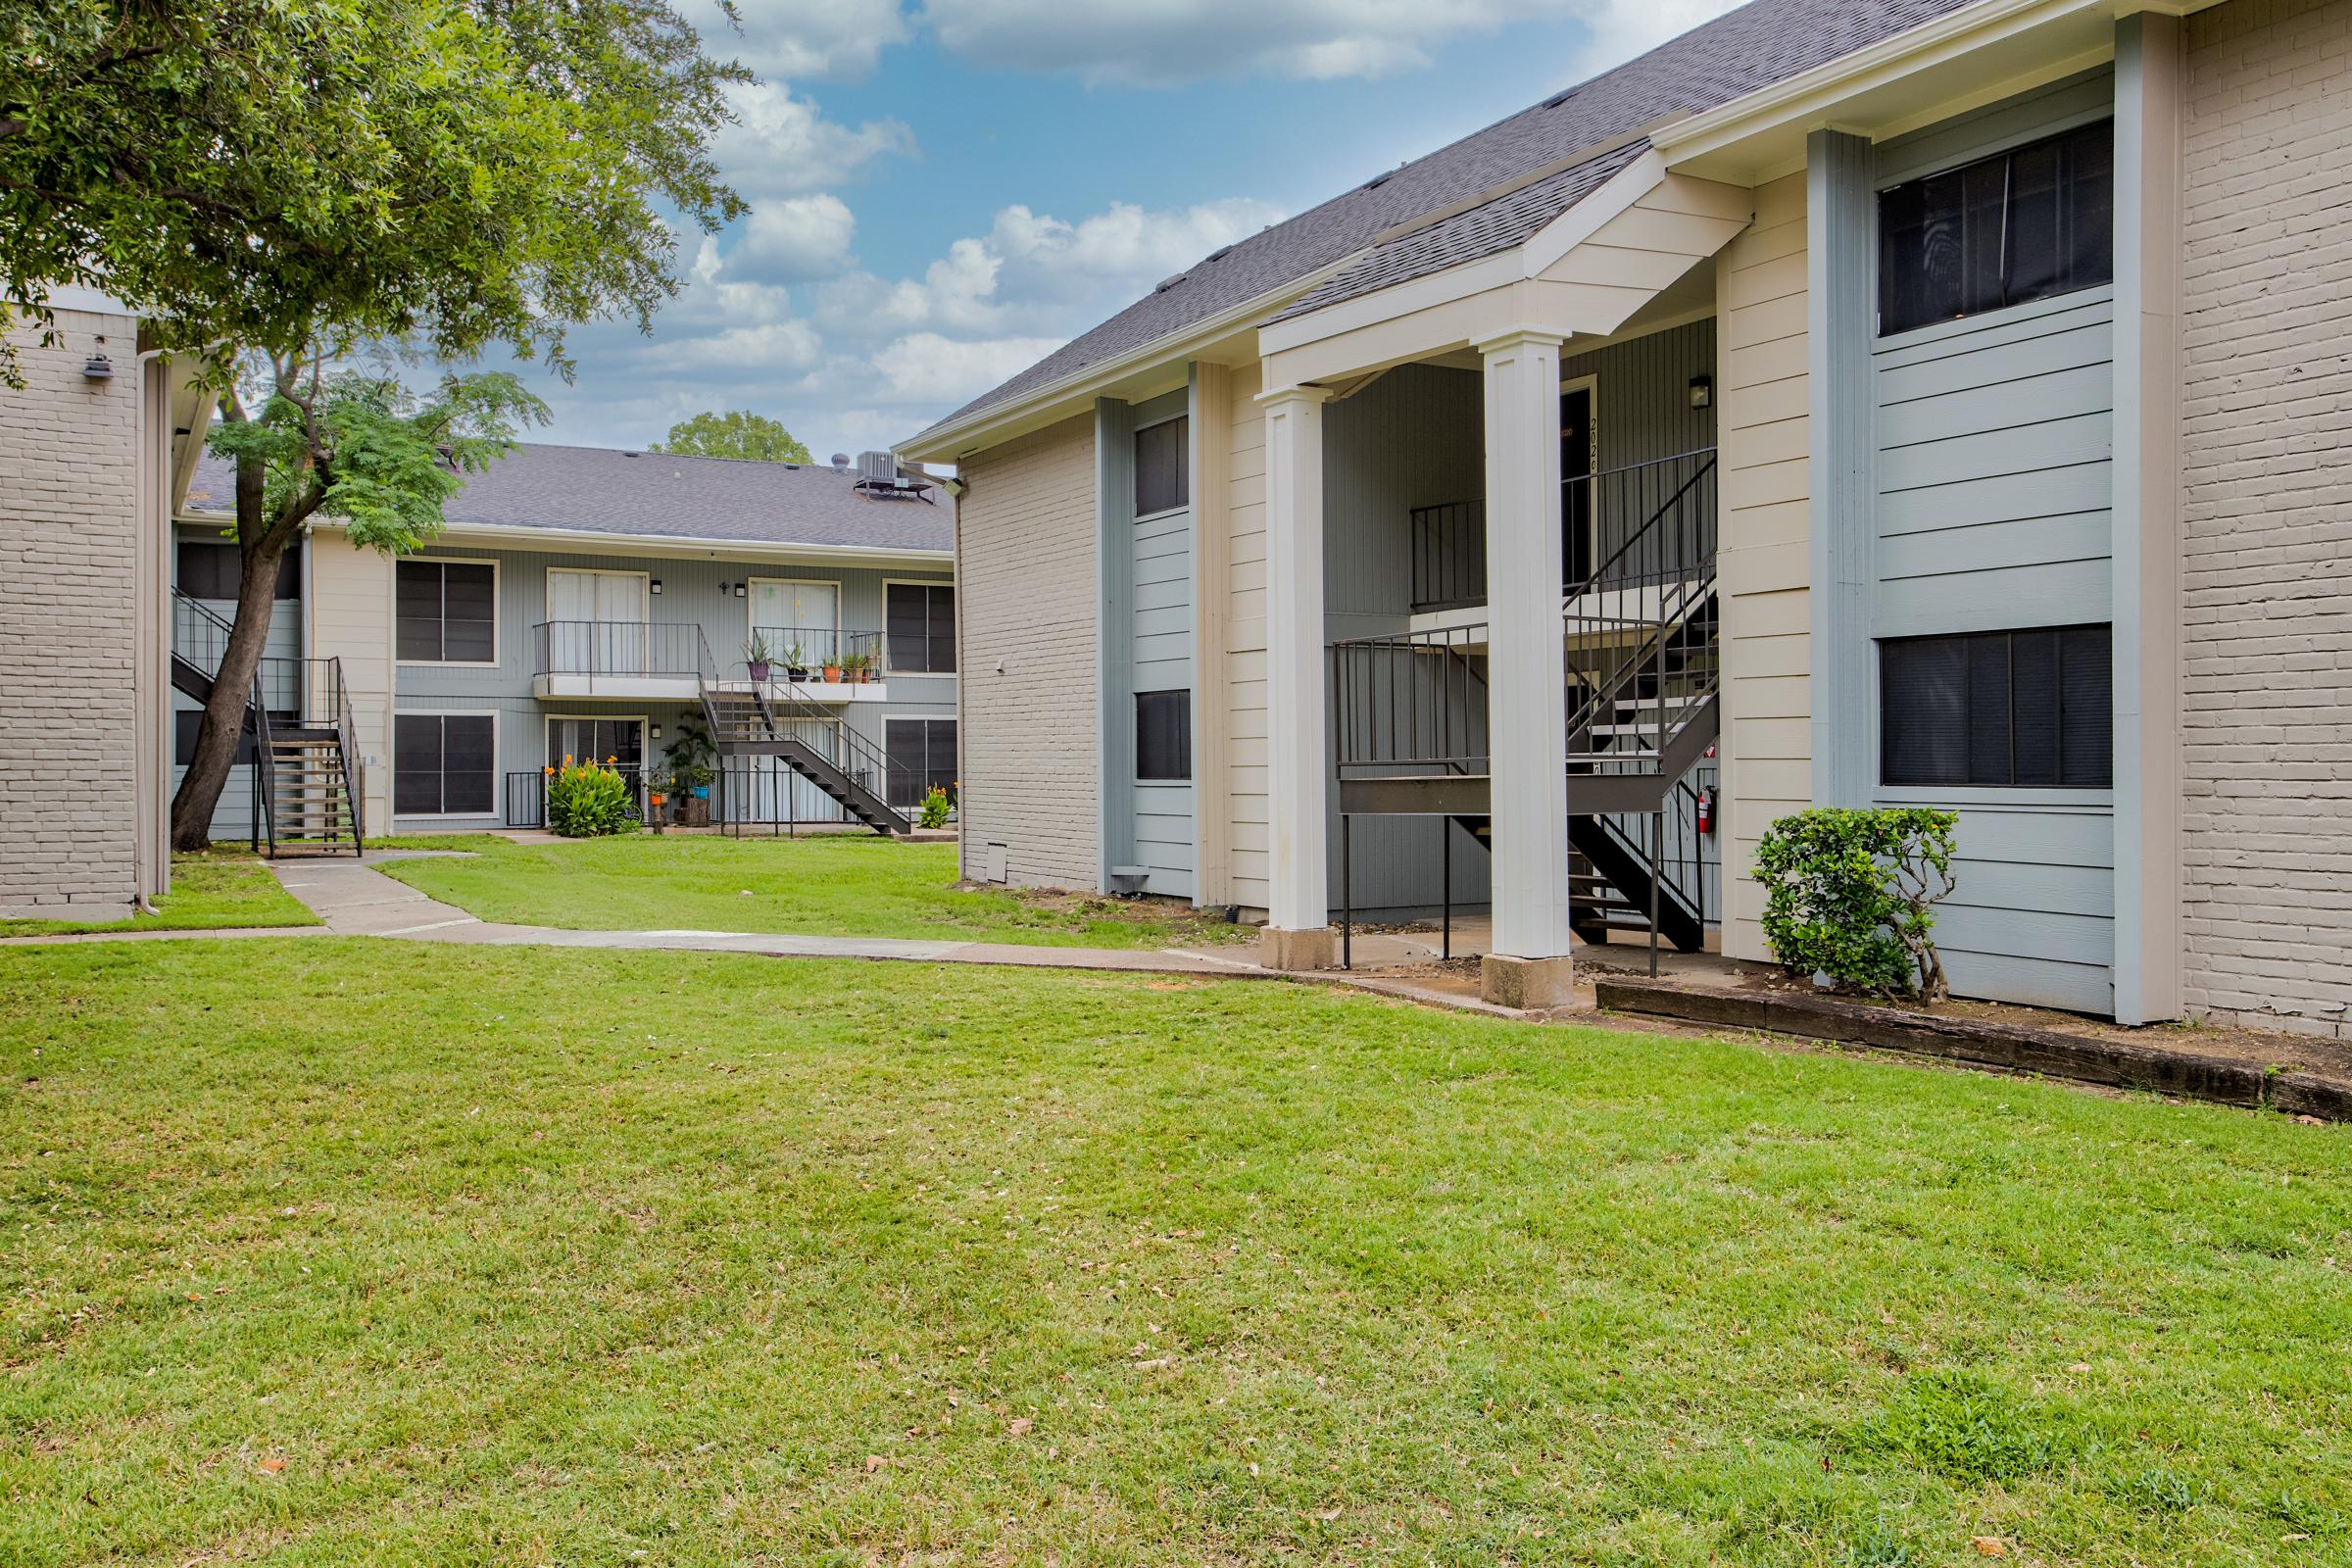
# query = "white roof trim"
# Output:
<box><xmin>174</xmin><ymin>512</ymin><xmax>954</xmax><ymax>569</ymax></box>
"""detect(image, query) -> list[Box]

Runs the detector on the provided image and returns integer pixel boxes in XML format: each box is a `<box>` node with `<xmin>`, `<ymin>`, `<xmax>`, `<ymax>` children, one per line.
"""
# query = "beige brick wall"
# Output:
<box><xmin>0</xmin><ymin>307</ymin><xmax>147</xmax><ymax>915</ymax></box>
<box><xmin>1715</xmin><ymin>171</ymin><xmax>1813</xmax><ymax>963</ymax></box>
<box><xmin>2180</xmin><ymin>0</ymin><xmax>2352</xmax><ymax>1034</ymax></box>
<box><xmin>956</xmin><ymin>413</ymin><xmax>1101</xmax><ymax>889</ymax></box>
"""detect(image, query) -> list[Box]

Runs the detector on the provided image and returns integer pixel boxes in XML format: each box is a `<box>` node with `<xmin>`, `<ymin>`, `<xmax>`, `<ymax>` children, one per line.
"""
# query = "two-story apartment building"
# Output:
<box><xmin>175</xmin><ymin>444</ymin><xmax>957</xmax><ymax>841</ymax></box>
<box><xmin>903</xmin><ymin>0</ymin><xmax>2352</xmax><ymax>1033</ymax></box>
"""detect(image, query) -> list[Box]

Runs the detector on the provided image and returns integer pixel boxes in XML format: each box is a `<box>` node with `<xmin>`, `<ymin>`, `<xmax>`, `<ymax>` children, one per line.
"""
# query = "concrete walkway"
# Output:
<box><xmin>260</xmin><ymin>854</ymin><xmax>1266</xmax><ymax>976</ymax></box>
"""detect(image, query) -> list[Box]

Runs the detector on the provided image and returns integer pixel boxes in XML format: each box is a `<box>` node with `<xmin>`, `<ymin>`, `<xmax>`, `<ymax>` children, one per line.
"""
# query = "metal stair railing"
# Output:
<box><xmin>1562</xmin><ymin>448</ymin><xmax>1719</xmax><ymax>769</ymax></box>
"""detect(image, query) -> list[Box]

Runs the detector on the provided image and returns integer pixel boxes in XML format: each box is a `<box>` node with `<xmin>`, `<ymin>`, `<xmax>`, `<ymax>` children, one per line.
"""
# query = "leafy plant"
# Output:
<box><xmin>1753</xmin><ymin>807</ymin><xmax>1958</xmax><ymax>999</ymax></box>
<box><xmin>546</xmin><ymin>759</ymin><xmax>636</xmax><ymax>838</ymax></box>
<box><xmin>743</xmin><ymin>630</ymin><xmax>773</xmax><ymax>669</ymax></box>
<box><xmin>1847</xmin><ymin>1368</ymin><xmax>2077</xmax><ymax>1484</ymax></box>
<box><xmin>918</xmin><ymin>785</ymin><xmax>954</xmax><ymax>830</ymax></box>
<box><xmin>663</xmin><ymin>715</ymin><xmax>715</xmax><ymax>792</ymax></box>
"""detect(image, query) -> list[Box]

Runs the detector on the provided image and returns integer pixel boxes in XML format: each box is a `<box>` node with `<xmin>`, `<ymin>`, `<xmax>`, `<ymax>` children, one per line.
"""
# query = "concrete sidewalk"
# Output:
<box><xmin>262</xmin><ymin>855</ymin><xmax>1265</xmax><ymax>976</ymax></box>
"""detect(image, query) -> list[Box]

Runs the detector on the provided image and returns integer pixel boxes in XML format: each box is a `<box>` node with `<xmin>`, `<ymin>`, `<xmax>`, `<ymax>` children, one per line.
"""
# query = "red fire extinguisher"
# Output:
<box><xmin>1696</xmin><ymin>786</ymin><xmax>1715</xmax><ymax>837</ymax></box>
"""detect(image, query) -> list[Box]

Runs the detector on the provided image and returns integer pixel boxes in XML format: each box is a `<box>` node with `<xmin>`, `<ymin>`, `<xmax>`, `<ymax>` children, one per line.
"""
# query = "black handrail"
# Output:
<box><xmin>749</xmin><ymin>625</ymin><xmax>882</xmax><ymax>675</ymax></box>
<box><xmin>1330</xmin><ymin>621</ymin><xmax>1490</xmax><ymax>777</ymax></box>
<box><xmin>531</xmin><ymin>621</ymin><xmax>717</xmax><ymax>681</ymax></box>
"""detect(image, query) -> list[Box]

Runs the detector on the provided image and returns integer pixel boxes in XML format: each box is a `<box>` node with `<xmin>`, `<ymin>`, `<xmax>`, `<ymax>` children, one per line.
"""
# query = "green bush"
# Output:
<box><xmin>546</xmin><ymin>760</ymin><xmax>638</xmax><ymax>838</ymax></box>
<box><xmin>917</xmin><ymin>785</ymin><xmax>954</xmax><ymax>830</ymax></box>
<box><xmin>1752</xmin><ymin>806</ymin><xmax>1957</xmax><ymax>999</ymax></box>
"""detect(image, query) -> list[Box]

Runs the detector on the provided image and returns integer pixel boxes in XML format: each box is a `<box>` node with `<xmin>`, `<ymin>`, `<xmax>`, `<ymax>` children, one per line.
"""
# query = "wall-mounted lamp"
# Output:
<box><xmin>734</xmin><ymin>582</ymin><xmax>747</xmax><ymax>598</ymax></box>
<box><xmin>651</xmin><ymin>723</ymin><xmax>664</xmax><ymax>740</ymax></box>
<box><xmin>1687</xmin><ymin>375</ymin><xmax>1712</xmax><ymax>411</ymax></box>
<box><xmin>82</xmin><ymin>352</ymin><xmax>115</xmax><ymax>381</ymax></box>
<box><xmin>650</xmin><ymin>578</ymin><xmax>662</xmax><ymax>595</ymax></box>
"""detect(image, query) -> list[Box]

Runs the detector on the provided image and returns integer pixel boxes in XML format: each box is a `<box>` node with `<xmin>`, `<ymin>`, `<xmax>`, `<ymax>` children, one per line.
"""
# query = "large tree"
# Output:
<box><xmin>651</xmin><ymin>410</ymin><xmax>813</xmax><ymax>464</ymax></box>
<box><xmin>1</xmin><ymin>0</ymin><xmax>751</xmax><ymax>846</ymax></box>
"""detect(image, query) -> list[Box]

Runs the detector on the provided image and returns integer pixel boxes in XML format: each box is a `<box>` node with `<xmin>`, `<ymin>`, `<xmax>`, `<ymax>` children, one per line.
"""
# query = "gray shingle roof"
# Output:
<box><xmin>912</xmin><ymin>0</ymin><xmax>1979</xmax><ymax>444</ymax></box>
<box><xmin>182</xmin><ymin>443</ymin><xmax>955</xmax><ymax>555</ymax></box>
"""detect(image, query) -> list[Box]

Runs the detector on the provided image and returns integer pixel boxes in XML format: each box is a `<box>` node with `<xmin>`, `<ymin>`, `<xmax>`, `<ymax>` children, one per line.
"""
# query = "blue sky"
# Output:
<box><xmin>514</xmin><ymin>0</ymin><xmax>1742</xmax><ymax>459</ymax></box>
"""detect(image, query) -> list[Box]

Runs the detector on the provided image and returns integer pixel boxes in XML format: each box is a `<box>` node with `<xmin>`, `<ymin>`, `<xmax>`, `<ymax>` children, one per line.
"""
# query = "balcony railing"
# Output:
<box><xmin>749</xmin><ymin>625</ymin><xmax>881</xmax><ymax>676</ymax></box>
<box><xmin>531</xmin><ymin>621</ymin><xmax>714</xmax><ymax>681</ymax></box>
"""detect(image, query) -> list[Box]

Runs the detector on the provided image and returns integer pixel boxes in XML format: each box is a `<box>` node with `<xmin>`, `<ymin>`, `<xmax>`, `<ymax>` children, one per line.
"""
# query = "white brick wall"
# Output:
<box><xmin>956</xmin><ymin>414</ymin><xmax>1101</xmax><ymax>889</ymax></box>
<box><xmin>0</xmin><ymin>308</ymin><xmax>146</xmax><ymax>915</ymax></box>
<box><xmin>2180</xmin><ymin>0</ymin><xmax>2352</xmax><ymax>1034</ymax></box>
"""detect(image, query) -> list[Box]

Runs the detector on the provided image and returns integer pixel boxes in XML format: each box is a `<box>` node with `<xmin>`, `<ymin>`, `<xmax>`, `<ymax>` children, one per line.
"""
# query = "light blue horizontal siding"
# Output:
<box><xmin>1859</xmin><ymin>83</ymin><xmax>2119</xmax><ymax>1013</ymax></box>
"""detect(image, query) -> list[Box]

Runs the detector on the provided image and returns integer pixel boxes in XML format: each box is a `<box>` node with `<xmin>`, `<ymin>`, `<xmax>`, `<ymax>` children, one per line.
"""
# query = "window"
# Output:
<box><xmin>397</xmin><ymin>561</ymin><xmax>496</xmax><ymax>662</ymax></box>
<box><xmin>885</xmin><ymin>717</ymin><xmax>957</xmax><ymax>808</ymax></box>
<box><xmin>1134</xmin><ymin>416</ymin><xmax>1189</xmax><ymax>516</ymax></box>
<box><xmin>885</xmin><ymin>582</ymin><xmax>956</xmax><ymax>673</ymax></box>
<box><xmin>1878</xmin><ymin>120</ymin><xmax>2113</xmax><ymax>335</ymax></box>
<box><xmin>1135</xmin><ymin>689</ymin><xmax>1191</xmax><ymax>782</ymax></box>
<box><xmin>394</xmin><ymin>713</ymin><xmax>495</xmax><ymax>814</ymax></box>
<box><xmin>177</xmin><ymin>540</ymin><xmax>299</xmax><ymax>600</ymax></box>
<box><xmin>1881</xmin><ymin>626</ymin><xmax>2111</xmax><ymax>788</ymax></box>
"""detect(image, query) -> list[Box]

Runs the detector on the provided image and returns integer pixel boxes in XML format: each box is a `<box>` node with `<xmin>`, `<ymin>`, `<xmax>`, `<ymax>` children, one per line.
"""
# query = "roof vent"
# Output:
<box><xmin>1360</xmin><ymin>172</ymin><xmax>1392</xmax><ymax>190</ymax></box>
<box><xmin>1153</xmin><ymin>271</ymin><xmax>1186</xmax><ymax>293</ymax></box>
<box><xmin>1203</xmin><ymin>244</ymin><xmax>1233</xmax><ymax>264</ymax></box>
<box><xmin>830</xmin><ymin>452</ymin><xmax>851</xmax><ymax>470</ymax></box>
<box><xmin>1544</xmin><ymin>87</ymin><xmax>1576</xmax><ymax>108</ymax></box>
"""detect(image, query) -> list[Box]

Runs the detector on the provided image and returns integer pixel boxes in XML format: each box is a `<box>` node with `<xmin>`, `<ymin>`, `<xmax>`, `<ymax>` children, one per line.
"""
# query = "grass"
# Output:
<box><xmin>0</xmin><ymin>854</ymin><xmax>319</xmax><ymax>938</ymax></box>
<box><xmin>374</xmin><ymin>832</ymin><xmax>1255</xmax><ymax>949</ymax></box>
<box><xmin>3</xmin><ymin>938</ymin><xmax>2347</xmax><ymax>1565</ymax></box>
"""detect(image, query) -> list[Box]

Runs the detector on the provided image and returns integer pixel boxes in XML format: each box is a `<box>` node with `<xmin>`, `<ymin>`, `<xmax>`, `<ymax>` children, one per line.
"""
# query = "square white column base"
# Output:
<box><xmin>1481</xmin><ymin>953</ymin><xmax>1576</xmax><ymax>1010</ymax></box>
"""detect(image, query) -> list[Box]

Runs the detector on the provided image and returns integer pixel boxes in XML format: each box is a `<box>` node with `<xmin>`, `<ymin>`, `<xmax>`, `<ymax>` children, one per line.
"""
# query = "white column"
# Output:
<box><xmin>1257</xmin><ymin>383</ymin><xmax>1333</xmax><ymax>962</ymax></box>
<box><xmin>1479</xmin><ymin>331</ymin><xmax>1577</xmax><ymax>1001</ymax></box>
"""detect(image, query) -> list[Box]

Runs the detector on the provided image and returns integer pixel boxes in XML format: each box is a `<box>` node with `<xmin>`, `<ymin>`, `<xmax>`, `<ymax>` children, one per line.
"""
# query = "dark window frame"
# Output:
<box><xmin>884</xmin><ymin>581</ymin><xmax>956</xmax><ymax>674</ymax></box>
<box><xmin>1877</xmin><ymin>118</ymin><xmax>2114</xmax><ymax>337</ymax></box>
<box><xmin>393</xmin><ymin>712</ymin><xmax>497</xmax><ymax>816</ymax></box>
<box><xmin>1880</xmin><ymin>624</ymin><xmax>2112</xmax><ymax>789</ymax></box>
<box><xmin>1134</xmin><ymin>415</ymin><xmax>1190</xmax><ymax>518</ymax></box>
<box><xmin>1134</xmin><ymin>689</ymin><xmax>1192</xmax><ymax>783</ymax></box>
<box><xmin>177</xmin><ymin>539</ymin><xmax>300</xmax><ymax>601</ymax></box>
<box><xmin>884</xmin><ymin>716</ymin><xmax>957</xmax><ymax>809</ymax></box>
<box><xmin>396</xmin><ymin>560</ymin><xmax>498</xmax><ymax>664</ymax></box>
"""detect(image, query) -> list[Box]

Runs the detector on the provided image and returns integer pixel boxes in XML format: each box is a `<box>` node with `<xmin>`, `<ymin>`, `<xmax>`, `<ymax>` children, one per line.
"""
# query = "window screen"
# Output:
<box><xmin>177</xmin><ymin>540</ymin><xmax>299</xmax><ymax>600</ymax></box>
<box><xmin>885</xmin><ymin>582</ymin><xmax>956</xmax><ymax>673</ymax></box>
<box><xmin>394</xmin><ymin>713</ymin><xmax>495</xmax><ymax>815</ymax></box>
<box><xmin>1134</xmin><ymin>416</ymin><xmax>1189</xmax><ymax>516</ymax></box>
<box><xmin>1879</xmin><ymin>120</ymin><xmax>2113</xmax><ymax>335</ymax></box>
<box><xmin>1135</xmin><ymin>690</ymin><xmax>1191</xmax><ymax>782</ymax></box>
<box><xmin>1881</xmin><ymin>626</ymin><xmax>2110</xmax><ymax>788</ymax></box>
<box><xmin>885</xmin><ymin>718</ymin><xmax>957</xmax><ymax>808</ymax></box>
<box><xmin>396</xmin><ymin>562</ymin><xmax>496</xmax><ymax>662</ymax></box>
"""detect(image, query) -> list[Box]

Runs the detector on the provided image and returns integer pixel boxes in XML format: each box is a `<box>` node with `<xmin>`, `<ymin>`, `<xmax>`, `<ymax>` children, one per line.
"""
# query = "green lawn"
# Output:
<box><xmin>0</xmin><ymin>854</ymin><xmax>319</xmax><ymax>938</ymax></box>
<box><xmin>375</xmin><ymin>832</ymin><xmax>1255</xmax><ymax>949</ymax></box>
<box><xmin>3</xmin><ymin>940</ymin><xmax>2345</xmax><ymax>1565</ymax></box>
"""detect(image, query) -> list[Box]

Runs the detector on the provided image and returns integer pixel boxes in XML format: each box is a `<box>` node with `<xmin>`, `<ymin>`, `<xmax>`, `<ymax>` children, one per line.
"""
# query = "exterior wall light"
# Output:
<box><xmin>650</xmin><ymin>578</ymin><xmax>662</xmax><ymax>595</ymax></box>
<box><xmin>651</xmin><ymin>723</ymin><xmax>663</xmax><ymax>740</ymax></box>
<box><xmin>83</xmin><ymin>352</ymin><xmax>115</xmax><ymax>380</ymax></box>
<box><xmin>1688</xmin><ymin>375</ymin><xmax>1712</xmax><ymax>410</ymax></box>
<box><xmin>735</xmin><ymin>583</ymin><xmax>747</xmax><ymax>598</ymax></box>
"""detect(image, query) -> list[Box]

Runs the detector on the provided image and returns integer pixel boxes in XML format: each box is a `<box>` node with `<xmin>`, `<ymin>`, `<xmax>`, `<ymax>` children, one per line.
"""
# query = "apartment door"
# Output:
<box><xmin>1561</xmin><ymin>383</ymin><xmax>1597</xmax><ymax>586</ymax></box>
<box><xmin>749</xmin><ymin>579</ymin><xmax>841</xmax><ymax>669</ymax></box>
<box><xmin>546</xmin><ymin>716</ymin><xmax>645</xmax><ymax>771</ymax></box>
<box><xmin>546</xmin><ymin>568</ymin><xmax>649</xmax><ymax>673</ymax></box>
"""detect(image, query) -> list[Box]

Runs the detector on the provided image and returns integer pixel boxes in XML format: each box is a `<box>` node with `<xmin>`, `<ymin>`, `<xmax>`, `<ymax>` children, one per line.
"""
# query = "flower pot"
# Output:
<box><xmin>786</xmin><ymin>666</ymin><xmax>808</xmax><ymax>683</ymax></box>
<box><xmin>748</xmin><ymin>661</ymin><xmax>772</xmax><ymax>684</ymax></box>
<box><xmin>822</xmin><ymin>664</ymin><xmax>843</xmax><ymax>684</ymax></box>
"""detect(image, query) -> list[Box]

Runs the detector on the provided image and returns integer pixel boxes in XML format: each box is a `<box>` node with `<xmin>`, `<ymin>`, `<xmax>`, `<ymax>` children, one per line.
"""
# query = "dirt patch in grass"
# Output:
<box><xmin>992</xmin><ymin>884</ymin><xmax>1258</xmax><ymax>946</ymax></box>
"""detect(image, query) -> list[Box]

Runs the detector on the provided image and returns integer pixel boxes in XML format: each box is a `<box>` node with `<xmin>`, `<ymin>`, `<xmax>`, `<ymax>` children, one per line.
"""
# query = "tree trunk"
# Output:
<box><xmin>170</xmin><ymin>531</ymin><xmax>293</xmax><ymax>851</ymax></box>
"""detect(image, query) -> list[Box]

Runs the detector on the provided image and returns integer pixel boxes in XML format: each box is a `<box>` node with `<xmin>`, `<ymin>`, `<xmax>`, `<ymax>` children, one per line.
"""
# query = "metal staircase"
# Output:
<box><xmin>697</xmin><ymin>654</ymin><xmax>911</xmax><ymax>837</ymax></box>
<box><xmin>1330</xmin><ymin>447</ymin><xmax>1721</xmax><ymax>962</ymax></box>
<box><xmin>172</xmin><ymin>589</ymin><xmax>365</xmax><ymax>857</ymax></box>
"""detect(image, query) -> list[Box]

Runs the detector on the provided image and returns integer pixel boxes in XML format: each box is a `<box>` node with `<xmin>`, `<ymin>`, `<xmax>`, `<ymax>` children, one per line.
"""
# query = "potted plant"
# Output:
<box><xmin>664</xmin><ymin>715</ymin><xmax>716</xmax><ymax>828</ymax></box>
<box><xmin>821</xmin><ymin>648</ymin><xmax>844</xmax><ymax>683</ymax></box>
<box><xmin>782</xmin><ymin>642</ymin><xmax>808</xmax><ymax>683</ymax></box>
<box><xmin>744</xmin><ymin>631</ymin><xmax>774</xmax><ymax>685</ymax></box>
<box><xmin>840</xmin><ymin>649</ymin><xmax>865</xmax><ymax>685</ymax></box>
<box><xmin>646</xmin><ymin>765</ymin><xmax>669</xmax><ymax>834</ymax></box>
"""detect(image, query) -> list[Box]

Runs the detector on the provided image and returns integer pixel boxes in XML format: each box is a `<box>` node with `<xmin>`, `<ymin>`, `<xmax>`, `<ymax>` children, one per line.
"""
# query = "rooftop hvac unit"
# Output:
<box><xmin>857</xmin><ymin>451</ymin><xmax>897</xmax><ymax>484</ymax></box>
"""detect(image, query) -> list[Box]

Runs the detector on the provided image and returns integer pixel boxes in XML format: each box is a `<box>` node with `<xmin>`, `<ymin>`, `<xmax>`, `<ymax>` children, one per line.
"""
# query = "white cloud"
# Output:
<box><xmin>725</xmin><ymin>0</ymin><xmax>911</xmax><ymax>81</ymax></box>
<box><xmin>715</xmin><ymin>81</ymin><xmax>915</xmax><ymax>196</ymax></box>
<box><xmin>869</xmin><ymin>331</ymin><xmax>1069</xmax><ymax>404</ymax></box>
<box><xmin>732</xmin><ymin>194</ymin><xmax>859</xmax><ymax>280</ymax></box>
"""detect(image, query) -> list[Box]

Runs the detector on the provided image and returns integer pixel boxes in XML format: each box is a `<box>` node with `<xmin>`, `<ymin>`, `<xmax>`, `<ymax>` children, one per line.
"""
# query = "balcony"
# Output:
<box><xmin>529</xmin><ymin>622</ymin><xmax>891</xmax><ymax>703</ymax></box>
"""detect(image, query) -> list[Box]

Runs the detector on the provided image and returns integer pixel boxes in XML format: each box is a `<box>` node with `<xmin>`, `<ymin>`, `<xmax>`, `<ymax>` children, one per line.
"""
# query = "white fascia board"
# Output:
<box><xmin>893</xmin><ymin>265</ymin><xmax>1348</xmax><ymax>464</ymax></box>
<box><xmin>1652</xmin><ymin>0</ymin><xmax>2215</xmax><ymax>168</ymax></box>
<box><xmin>190</xmin><ymin>513</ymin><xmax>955</xmax><ymax>570</ymax></box>
<box><xmin>1516</xmin><ymin>151</ymin><xmax>1671</xmax><ymax>277</ymax></box>
<box><xmin>1256</xmin><ymin>250</ymin><xmax>1526</xmax><ymax>359</ymax></box>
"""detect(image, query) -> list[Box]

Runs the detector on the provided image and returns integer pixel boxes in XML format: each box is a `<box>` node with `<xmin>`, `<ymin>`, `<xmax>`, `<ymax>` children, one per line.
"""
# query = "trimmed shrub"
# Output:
<box><xmin>917</xmin><ymin>785</ymin><xmax>954</xmax><ymax>830</ymax></box>
<box><xmin>1752</xmin><ymin>806</ymin><xmax>1957</xmax><ymax>999</ymax></box>
<box><xmin>547</xmin><ymin>760</ymin><xmax>638</xmax><ymax>838</ymax></box>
